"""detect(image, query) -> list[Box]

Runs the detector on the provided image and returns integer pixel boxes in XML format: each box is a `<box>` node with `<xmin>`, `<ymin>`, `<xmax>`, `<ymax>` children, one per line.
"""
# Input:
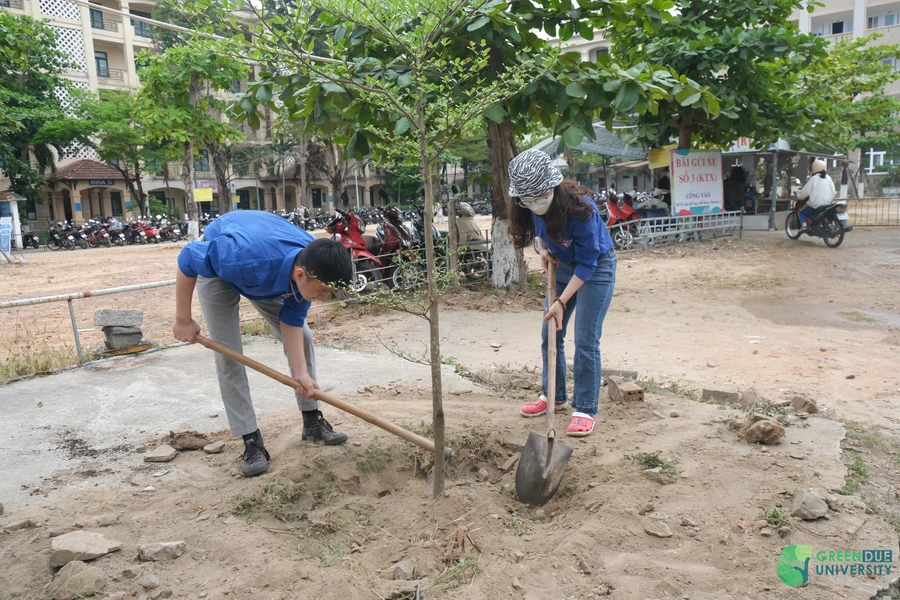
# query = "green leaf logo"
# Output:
<box><xmin>777</xmin><ymin>545</ymin><xmax>812</xmax><ymax>587</ymax></box>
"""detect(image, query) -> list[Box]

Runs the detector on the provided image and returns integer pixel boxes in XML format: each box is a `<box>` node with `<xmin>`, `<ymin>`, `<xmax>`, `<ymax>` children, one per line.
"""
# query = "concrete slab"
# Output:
<box><xmin>0</xmin><ymin>338</ymin><xmax>476</xmax><ymax>508</ymax></box>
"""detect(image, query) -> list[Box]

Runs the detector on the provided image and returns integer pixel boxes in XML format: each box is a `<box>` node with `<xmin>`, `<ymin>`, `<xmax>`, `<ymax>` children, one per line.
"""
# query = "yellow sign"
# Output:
<box><xmin>649</xmin><ymin>145</ymin><xmax>677</xmax><ymax>169</ymax></box>
<box><xmin>232</xmin><ymin>195</ymin><xmax>240</xmax><ymax>204</ymax></box>
<box><xmin>193</xmin><ymin>188</ymin><xmax>213</xmax><ymax>202</ymax></box>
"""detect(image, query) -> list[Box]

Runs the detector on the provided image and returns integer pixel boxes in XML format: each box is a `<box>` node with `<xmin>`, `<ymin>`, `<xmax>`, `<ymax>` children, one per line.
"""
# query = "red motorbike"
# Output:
<box><xmin>326</xmin><ymin>209</ymin><xmax>388</xmax><ymax>293</ymax></box>
<box><xmin>605</xmin><ymin>194</ymin><xmax>641</xmax><ymax>250</ymax></box>
<box><xmin>138</xmin><ymin>219</ymin><xmax>161</xmax><ymax>243</ymax></box>
<box><xmin>84</xmin><ymin>220</ymin><xmax>112</xmax><ymax>248</ymax></box>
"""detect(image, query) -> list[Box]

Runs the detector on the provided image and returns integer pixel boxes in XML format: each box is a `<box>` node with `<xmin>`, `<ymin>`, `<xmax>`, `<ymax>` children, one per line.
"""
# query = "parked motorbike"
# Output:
<box><xmin>11</xmin><ymin>226</ymin><xmax>40</xmax><ymax>250</ymax></box>
<box><xmin>64</xmin><ymin>222</ymin><xmax>89</xmax><ymax>250</ymax></box>
<box><xmin>604</xmin><ymin>195</ymin><xmax>641</xmax><ymax>250</ymax></box>
<box><xmin>124</xmin><ymin>220</ymin><xmax>148</xmax><ymax>245</ymax></box>
<box><xmin>326</xmin><ymin>209</ymin><xmax>391</xmax><ymax>293</ymax></box>
<box><xmin>46</xmin><ymin>222</ymin><xmax>75</xmax><ymax>251</ymax></box>
<box><xmin>785</xmin><ymin>199</ymin><xmax>848</xmax><ymax>248</ymax></box>
<box><xmin>84</xmin><ymin>220</ymin><xmax>112</xmax><ymax>248</ymax></box>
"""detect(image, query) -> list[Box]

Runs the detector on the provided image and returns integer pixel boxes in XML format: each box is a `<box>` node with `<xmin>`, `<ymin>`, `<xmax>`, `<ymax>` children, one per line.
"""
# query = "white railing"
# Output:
<box><xmin>610</xmin><ymin>210</ymin><xmax>743</xmax><ymax>252</ymax></box>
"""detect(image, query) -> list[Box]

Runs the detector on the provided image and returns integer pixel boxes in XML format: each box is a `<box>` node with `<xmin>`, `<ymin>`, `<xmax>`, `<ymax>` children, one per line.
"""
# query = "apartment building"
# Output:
<box><xmin>1</xmin><ymin>0</ymin><xmax>386</xmax><ymax>231</ymax></box>
<box><xmin>792</xmin><ymin>0</ymin><xmax>900</xmax><ymax>175</ymax></box>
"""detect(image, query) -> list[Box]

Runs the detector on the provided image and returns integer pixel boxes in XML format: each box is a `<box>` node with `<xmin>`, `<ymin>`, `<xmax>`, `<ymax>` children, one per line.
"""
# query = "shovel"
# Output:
<box><xmin>514</xmin><ymin>261</ymin><xmax>573</xmax><ymax>506</ymax></box>
<box><xmin>195</xmin><ymin>334</ymin><xmax>451</xmax><ymax>460</ymax></box>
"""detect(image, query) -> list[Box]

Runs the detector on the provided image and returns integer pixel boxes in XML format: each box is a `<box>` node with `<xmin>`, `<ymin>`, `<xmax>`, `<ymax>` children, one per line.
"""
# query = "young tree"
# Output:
<box><xmin>609</xmin><ymin>0</ymin><xmax>826</xmax><ymax>149</ymax></box>
<box><xmin>135</xmin><ymin>44</ymin><xmax>246</xmax><ymax>237</ymax></box>
<box><xmin>0</xmin><ymin>14</ymin><xmax>82</xmax><ymax>203</ymax></box>
<box><xmin>227</xmin><ymin>0</ymin><xmax>547</xmax><ymax>496</ymax></box>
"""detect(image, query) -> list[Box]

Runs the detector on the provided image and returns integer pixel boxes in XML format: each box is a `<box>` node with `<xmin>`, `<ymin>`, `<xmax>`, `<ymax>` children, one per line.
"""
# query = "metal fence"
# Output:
<box><xmin>845</xmin><ymin>197</ymin><xmax>900</xmax><ymax>227</ymax></box>
<box><xmin>610</xmin><ymin>210</ymin><xmax>743</xmax><ymax>252</ymax></box>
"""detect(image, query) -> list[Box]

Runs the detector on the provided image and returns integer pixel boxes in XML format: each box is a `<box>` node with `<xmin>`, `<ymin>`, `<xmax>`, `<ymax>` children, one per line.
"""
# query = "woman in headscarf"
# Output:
<box><xmin>507</xmin><ymin>150</ymin><xmax>617</xmax><ymax>437</ymax></box>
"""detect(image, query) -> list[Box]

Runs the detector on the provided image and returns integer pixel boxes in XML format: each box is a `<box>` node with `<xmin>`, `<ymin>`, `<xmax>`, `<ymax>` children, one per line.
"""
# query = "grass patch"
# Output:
<box><xmin>240</xmin><ymin>318</ymin><xmax>275</xmax><ymax>338</ymax></box>
<box><xmin>845</xmin><ymin>423</ymin><xmax>887</xmax><ymax>452</ymax></box>
<box><xmin>839</xmin><ymin>453</ymin><xmax>869</xmax><ymax>496</ymax></box>
<box><xmin>1</xmin><ymin>345</ymin><xmax>77</xmax><ymax>384</ymax></box>
<box><xmin>757</xmin><ymin>506</ymin><xmax>790</xmax><ymax>528</ymax></box>
<box><xmin>230</xmin><ymin>481</ymin><xmax>307</xmax><ymax>523</ymax></box>
<box><xmin>637</xmin><ymin>378</ymin><xmax>698</xmax><ymax>400</ymax></box>
<box><xmin>838</xmin><ymin>311</ymin><xmax>877</xmax><ymax>324</ymax></box>
<box><xmin>409</xmin><ymin>420</ymin><xmax>435</xmax><ymax>439</ymax></box>
<box><xmin>627</xmin><ymin>451</ymin><xmax>678</xmax><ymax>483</ymax></box>
<box><xmin>505</xmin><ymin>514</ymin><xmax>526</xmax><ymax>536</ymax></box>
<box><xmin>426</xmin><ymin>555</ymin><xmax>479</xmax><ymax>592</ymax></box>
<box><xmin>356</xmin><ymin>438</ymin><xmax>394</xmax><ymax>474</ymax></box>
<box><xmin>749</xmin><ymin>401</ymin><xmax>792</xmax><ymax>427</ymax></box>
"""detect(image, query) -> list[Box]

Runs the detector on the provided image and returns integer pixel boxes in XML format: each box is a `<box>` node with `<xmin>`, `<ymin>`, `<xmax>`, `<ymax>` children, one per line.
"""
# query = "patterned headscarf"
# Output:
<box><xmin>508</xmin><ymin>150</ymin><xmax>564</xmax><ymax>198</ymax></box>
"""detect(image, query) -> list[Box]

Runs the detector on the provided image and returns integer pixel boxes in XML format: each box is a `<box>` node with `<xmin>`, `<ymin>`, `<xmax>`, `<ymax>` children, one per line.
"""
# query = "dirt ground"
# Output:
<box><xmin>2</xmin><ymin>224</ymin><xmax>900</xmax><ymax>599</ymax></box>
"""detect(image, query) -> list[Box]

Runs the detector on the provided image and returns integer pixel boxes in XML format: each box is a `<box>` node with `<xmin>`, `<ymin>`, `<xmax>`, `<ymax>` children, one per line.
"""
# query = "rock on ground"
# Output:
<box><xmin>644</xmin><ymin>521</ymin><xmax>673</xmax><ymax>538</ymax></box>
<box><xmin>50</xmin><ymin>530</ymin><xmax>123</xmax><ymax>567</ymax></box>
<box><xmin>93</xmin><ymin>309</ymin><xmax>143</xmax><ymax>327</ymax></box>
<box><xmin>51</xmin><ymin>561</ymin><xmax>108</xmax><ymax>600</ymax></box>
<box><xmin>791</xmin><ymin>489</ymin><xmax>829</xmax><ymax>520</ymax></box>
<box><xmin>140</xmin><ymin>573</ymin><xmax>160</xmax><ymax>590</ymax></box>
<box><xmin>169</xmin><ymin>430</ymin><xmax>211</xmax><ymax>451</ymax></box>
<box><xmin>143</xmin><ymin>445</ymin><xmax>177</xmax><ymax>463</ymax></box>
<box><xmin>792</xmin><ymin>396</ymin><xmax>819</xmax><ymax>414</ymax></box>
<box><xmin>137</xmin><ymin>541</ymin><xmax>187</xmax><ymax>562</ymax></box>
<box><xmin>3</xmin><ymin>518</ymin><xmax>38</xmax><ymax>532</ymax></box>
<box><xmin>203</xmin><ymin>441</ymin><xmax>225</xmax><ymax>454</ymax></box>
<box><xmin>701</xmin><ymin>389</ymin><xmax>742</xmax><ymax>405</ymax></box>
<box><xmin>745</xmin><ymin>418</ymin><xmax>785</xmax><ymax>445</ymax></box>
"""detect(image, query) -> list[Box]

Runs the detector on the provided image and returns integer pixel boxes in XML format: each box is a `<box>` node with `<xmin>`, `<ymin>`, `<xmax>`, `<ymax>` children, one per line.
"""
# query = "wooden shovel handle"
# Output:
<box><xmin>546</xmin><ymin>261</ymin><xmax>558</xmax><ymax>440</ymax></box>
<box><xmin>195</xmin><ymin>334</ymin><xmax>438</xmax><ymax>454</ymax></box>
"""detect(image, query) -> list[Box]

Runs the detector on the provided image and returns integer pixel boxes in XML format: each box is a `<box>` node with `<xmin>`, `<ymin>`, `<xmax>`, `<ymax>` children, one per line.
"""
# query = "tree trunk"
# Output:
<box><xmin>677</xmin><ymin>114</ymin><xmax>694</xmax><ymax>150</ymax></box>
<box><xmin>487</xmin><ymin>118</ymin><xmax>519</xmax><ymax>288</ymax></box>
<box><xmin>299</xmin><ymin>137</ymin><xmax>308</xmax><ymax>210</ymax></box>
<box><xmin>184</xmin><ymin>72</ymin><xmax>201</xmax><ymax>239</ymax></box>
<box><xmin>134</xmin><ymin>177</ymin><xmax>147</xmax><ymax>218</ymax></box>
<box><xmin>416</xmin><ymin>94</ymin><xmax>445</xmax><ymax>500</ymax></box>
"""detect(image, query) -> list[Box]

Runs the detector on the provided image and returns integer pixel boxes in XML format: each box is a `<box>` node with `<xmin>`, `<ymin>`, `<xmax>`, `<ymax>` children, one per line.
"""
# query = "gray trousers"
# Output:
<box><xmin>197</xmin><ymin>276</ymin><xmax>319</xmax><ymax>437</ymax></box>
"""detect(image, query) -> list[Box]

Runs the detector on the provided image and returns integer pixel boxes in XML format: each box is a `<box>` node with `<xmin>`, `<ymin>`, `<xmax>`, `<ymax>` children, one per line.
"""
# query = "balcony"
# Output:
<box><xmin>0</xmin><ymin>0</ymin><xmax>25</xmax><ymax>10</ymax></box>
<box><xmin>867</xmin><ymin>23</ymin><xmax>900</xmax><ymax>43</ymax></box>
<box><xmin>96</xmin><ymin>67</ymin><xmax>130</xmax><ymax>86</ymax></box>
<box><xmin>824</xmin><ymin>32</ymin><xmax>854</xmax><ymax>42</ymax></box>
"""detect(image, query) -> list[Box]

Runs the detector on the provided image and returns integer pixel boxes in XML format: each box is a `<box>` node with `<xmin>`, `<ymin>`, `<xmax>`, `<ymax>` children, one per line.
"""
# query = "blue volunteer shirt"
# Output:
<box><xmin>533</xmin><ymin>196</ymin><xmax>614</xmax><ymax>281</ymax></box>
<box><xmin>177</xmin><ymin>211</ymin><xmax>315</xmax><ymax>327</ymax></box>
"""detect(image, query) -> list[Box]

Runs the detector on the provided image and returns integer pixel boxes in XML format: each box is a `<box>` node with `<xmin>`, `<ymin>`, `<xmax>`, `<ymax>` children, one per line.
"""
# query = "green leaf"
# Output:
<box><xmin>483</xmin><ymin>103</ymin><xmax>507</xmax><ymax>124</ymax></box>
<box><xmin>706</xmin><ymin>95</ymin><xmax>721</xmax><ymax>116</ymax></box>
<box><xmin>322</xmin><ymin>82</ymin><xmax>346</xmax><ymax>94</ymax></box>
<box><xmin>347</xmin><ymin>130</ymin><xmax>370</xmax><ymax>159</ymax></box>
<box><xmin>613</xmin><ymin>82</ymin><xmax>640</xmax><ymax>113</ymax></box>
<box><xmin>394</xmin><ymin>117</ymin><xmax>411</xmax><ymax>135</ymax></box>
<box><xmin>579</xmin><ymin>22</ymin><xmax>594</xmax><ymax>40</ymax></box>
<box><xmin>467</xmin><ymin>16</ymin><xmax>490</xmax><ymax>31</ymax></box>
<box><xmin>255</xmin><ymin>85</ymin><xmax>272</xmax><ymax>103</ymax></box>
<box><xmin>565</xmin><ymin>82</ymin><xmax>587</xmax><ymax>98</ymax></box>
<box><xmin>680</xmin><ymin>92</ymin><xmax>702</xmax><ymax>106</ymax></box>
<box><xmin>398</xmin><ymin>72</ymin><xmax>412</xmax><ymax>88</ymax></box>
<box><xmin>563</xmin><ymin>126</ymin><xmax>583</xmax><ymax>148</ymax></box>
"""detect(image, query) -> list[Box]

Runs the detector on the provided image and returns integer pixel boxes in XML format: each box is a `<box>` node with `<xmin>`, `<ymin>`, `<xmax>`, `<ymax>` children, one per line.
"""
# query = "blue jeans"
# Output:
<box><xmin>799</xmin><ymin>205</ymin><xmax>815</xmax><ymax>226</ymax></box>
<box><xmin>541</xmin><ymin>252</ymin><xmax>616</xmax><ymax>417</ymax></box>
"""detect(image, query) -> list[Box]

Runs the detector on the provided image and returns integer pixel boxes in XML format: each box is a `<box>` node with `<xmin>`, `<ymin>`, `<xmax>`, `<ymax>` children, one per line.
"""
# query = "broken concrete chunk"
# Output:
<box><xmin>169</xmin><ymin>429</ymin><xmax>211</xmax><ymax>451</ymax></box>
<box><xmin>103</xmin><ymin>326</ymin><xmax>143</xmax><ymax>350</ymax></box>
<box><xmin>791</xmin><ymin>489</ymin><xmax>828</xmax><ymax>521</ymax></box>
<box><xmin>203</xmin><ymin>441</ymin><xmax>225</xmax><ymax>454</ymax></box>
<box><xmin>701</xmin><ymin>389</ymin><xmax>742</xmax><ymax>405</ymax></box>
<box><xmin>50</xmin><ymin>530</ymin><xmax>123</xmax><ymax>568</ymax></box>
<box><xmin>745</xmin><ymin>419</ymin><xmax>785</xmax><ymax>445</ymax></box>
<box><xmin>791</xmin><ymin>396</ymin><xmax>819</xmax><ymax>414</ymax></box>
<box><xmin>94</xmin><ymin>309</ymin><xmax>143</xmax><ymax>328</ymax></box>
<box><xmin>143</xmin><ymin>445</ymin><xmax>177</xmax><ymax>463</ymax></box>
<box><xmin>51</xmin><ymin>561</ymin><xmax>108</xmax><ymax>600</ymax></box>
<box><xmin>137</xmin><ymin>541</ymin><xmax>187</xmax><ymax>562</ymax></box>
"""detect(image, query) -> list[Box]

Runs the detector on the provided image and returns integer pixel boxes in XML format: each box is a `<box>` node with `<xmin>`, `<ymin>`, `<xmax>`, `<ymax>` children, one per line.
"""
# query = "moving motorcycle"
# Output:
<box><xmin>11</xmin><ymin>226</ymin><xmax>40</xmax><ymax>250</ymax></box>
<box><xmin>785</xmin><ymin>199</ymin><xmax>848</xmax><ymax>248</ymax></box>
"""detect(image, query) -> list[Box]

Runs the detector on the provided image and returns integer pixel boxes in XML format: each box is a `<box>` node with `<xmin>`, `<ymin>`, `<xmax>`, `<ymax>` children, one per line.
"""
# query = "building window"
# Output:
<box><xmin>812</xmin><ymin>24</ymin><xmax>825</xmax><ymax>37</ymax></box>
<box><xmin>130</xmin><ymin>10</ymin><xmax>152</xmax><ymax>37</ymax></box>
<box><xmin>238</xmin><ymin>190</ymin><xmax>251</xmax><ymax>209</ymax></box>
<box><xmin>0</xmin><ymin>0</ymin><xmax>10</xmax><ymax>7</ymax></box>
<box><xmin>111</xmin><ymin>192</ymin><xmax>123</xmax><ymax>216</ymax></box>
<box><xmin>831</xmin><ymin>21</ymin><xmax>844</xmax><ymax>35</ymax></box>
<box><xmin>887</xmin><ymin>13</ymin><xmax>897</xmax><ymax>27</ymax></box>
<box><xmin>869</xmin><ymin>15</ymin><xmax>879</xmax><ymax>29</ymax></box>
<box><xmin>107</xmin><ymin>157</ymin><xmax>120</xmax><ymax>168</ymax></box>
<box><xmin>866</xmin><ymin>148</ymin><xmax>886</xmax><ymax>174</ymax></box>
<box><xmin>194</xmin><ymin>150</ymin><xmax>210</xmax><ymax>172</ymax></box>
<box><xmin>232</xmin><ymin>79</ymin><xmax>242</xmax><ymax>93</ymax></box>
<box><xmin>95</xmin><ymin>51</ymin><xmax>110</xmax><ymax>78</ymax></box>
<box><xmin>90</xmin><ymin>5</ymin><xmax>104</xmax><ymax>29</ymax></box>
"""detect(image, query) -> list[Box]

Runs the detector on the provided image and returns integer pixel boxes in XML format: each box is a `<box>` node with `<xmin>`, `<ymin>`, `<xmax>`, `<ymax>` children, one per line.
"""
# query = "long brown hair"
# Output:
<box><xmin>507</xmin><ymin>179</ymin><xmax>595</xmax><ymax>249</ymax></box>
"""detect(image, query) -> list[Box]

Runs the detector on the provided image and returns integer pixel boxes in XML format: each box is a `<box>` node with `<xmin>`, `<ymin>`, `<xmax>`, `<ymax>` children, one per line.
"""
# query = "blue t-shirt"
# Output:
<box><xmin>177</xmin><ymin>211</ymin><xmax>314</xmax><ymax>327</ymax></box>
<box><xmin>532</xmin><ymin>196</ymin><xmax>614</xmax><ymax>281</ymax></box>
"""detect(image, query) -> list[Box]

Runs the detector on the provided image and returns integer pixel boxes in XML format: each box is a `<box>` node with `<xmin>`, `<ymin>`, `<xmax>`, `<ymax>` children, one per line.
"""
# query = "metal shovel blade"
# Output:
<box><xmin>515</xmin><ymin>431</ymin><xmax>574</xmax><ymax>507</ymax></box>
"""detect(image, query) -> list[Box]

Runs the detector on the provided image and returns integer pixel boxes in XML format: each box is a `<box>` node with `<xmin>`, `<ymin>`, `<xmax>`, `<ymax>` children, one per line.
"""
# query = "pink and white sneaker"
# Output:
<box><xmin>520</xmin><ymin>395</ymin><xmax>568</xmax><ymax>418</ymax></box>
<box><xmin>566</xmin><ymin>412</ymin><xmax>595</xmax><ymax>437</ymax></box>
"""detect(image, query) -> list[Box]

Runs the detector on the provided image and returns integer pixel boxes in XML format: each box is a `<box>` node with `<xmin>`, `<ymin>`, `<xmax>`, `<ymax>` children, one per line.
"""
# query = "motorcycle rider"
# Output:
<box><xmin>797</xmin><ymin>159</ymin><xmax>835</xmax><ymax>229</ymax></box>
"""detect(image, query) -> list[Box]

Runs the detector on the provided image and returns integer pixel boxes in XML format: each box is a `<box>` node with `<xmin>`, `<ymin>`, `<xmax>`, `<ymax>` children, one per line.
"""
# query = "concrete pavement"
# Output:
<box><xmin>0</xmin><ymin>338</ymin><xmax>475</xmax><ymax>508</ymax></box>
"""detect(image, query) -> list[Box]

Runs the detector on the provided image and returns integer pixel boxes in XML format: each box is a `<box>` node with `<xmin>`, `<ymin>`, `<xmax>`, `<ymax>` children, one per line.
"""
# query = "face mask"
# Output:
<box><xmin>518</xmin><ymin>192</ymin><xmax>553</xmax><ymax>215</ymax></box>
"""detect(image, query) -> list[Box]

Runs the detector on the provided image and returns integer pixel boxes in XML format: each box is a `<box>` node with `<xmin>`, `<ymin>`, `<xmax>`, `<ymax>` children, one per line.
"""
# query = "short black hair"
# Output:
<box><xmin>294</xmin><ymin>238</ymin><xmax>353</xmax><ymax>286</ymax></box>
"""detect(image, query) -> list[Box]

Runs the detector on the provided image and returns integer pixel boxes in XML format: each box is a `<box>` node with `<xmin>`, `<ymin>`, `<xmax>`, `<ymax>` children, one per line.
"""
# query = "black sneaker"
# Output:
<box><xmin>301</xmin><ymin>412</ymin><xmax>349</xmax><ymax>446</ymax></box>
<box><xmin>242</xmin><ymin>430</ymin><xmax>271</xmax><ymax>477</ymax></box>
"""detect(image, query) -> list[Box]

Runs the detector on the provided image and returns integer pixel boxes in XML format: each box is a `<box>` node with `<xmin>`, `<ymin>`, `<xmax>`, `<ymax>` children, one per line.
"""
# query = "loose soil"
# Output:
<box><xmin>2</xmin><ymin>225</ymin><xmax>900</xmax><ymax>599</ymax></box>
